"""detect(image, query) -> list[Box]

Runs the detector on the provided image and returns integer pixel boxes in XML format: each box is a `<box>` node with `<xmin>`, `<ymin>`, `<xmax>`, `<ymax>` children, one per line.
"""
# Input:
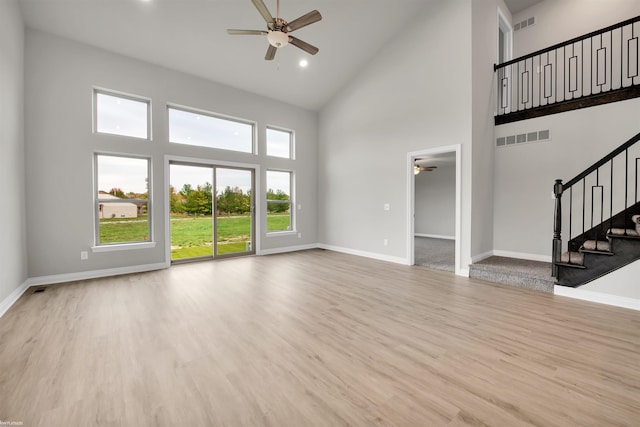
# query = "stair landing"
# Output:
<box><xmin>470</xmin><ymin>256</ymin><xmax>555</xmax><ymax>293</ymax></box>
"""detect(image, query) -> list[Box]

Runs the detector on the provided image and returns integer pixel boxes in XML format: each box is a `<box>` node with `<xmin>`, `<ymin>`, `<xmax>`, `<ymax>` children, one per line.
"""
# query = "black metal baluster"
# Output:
<box><xmin>517</xmin><ymin>61</ymin><xmax>520</xmax><ymax>111</ymax></box>
<box><xmin>598</xmin><ymin>169</ymin><xmax>604</xmax><ymax>244</ymax></box>
<box><xmin>555</xmin><ymin>49</ymin><xmax>558</xmax><ymax>104</ymax></box>
<box><xmin>610</xmin><ymin>26</ymin><xmax>613</xmax><ymax>91</ymax></box>
<box><xmin>539</xmin><ymin>53</ymin><xmax>542</xmax><ymax>107</ymax></box>
<box><xmin>581</xmin><ymin>39</ymin><xmax>584</xmax><ymax>96</ymax></box>
<box><xmin>591</xmin><ymin>174</ymin><xmax>596</xmax><ymax>231</ymax></box>
<box><xmin>582</xmin><ymin>178</ymin><xmax>586</xmax><ymax>250</ymax></box>
<box><xmin>570</xmin><ymin>186</ymin><xmax>573</xmax><ymax>247</ymax></box>
<box><xmin>610</xmin><ymin>158</ymin><xmax>614</xmax><ymax>231</ymax></box>
<box><xmin>531</xmin><ymin>56</ymin><xmax>534</xmax><ymax>108</ymax></box>
<box><xmin>634</xmin><ymin>157</ymin><xmax>640</xmax><ymax>204</ymax></box>
<box><xmin>563</xmin><ymin>45</ymin><xmax>566</xmax><ymax>101</ymax></box>
<box><xmin>589</xmin><ymin>37</ymin><xmax>593</xmax><ymax>95</ymax></box>
<box><xmin>631</xmin><ymin>24</ymin><xmax>640</xmax><ymax>83</ymax></box>
<box><xmin>620</xmin><ymin>25</ymin><xmax>623</xmax><ymax>89</ymax></box>
<box><xmin>625</xmin><ymin>148</ymin><xmax>629</xmax><ymax>235</ymax></box>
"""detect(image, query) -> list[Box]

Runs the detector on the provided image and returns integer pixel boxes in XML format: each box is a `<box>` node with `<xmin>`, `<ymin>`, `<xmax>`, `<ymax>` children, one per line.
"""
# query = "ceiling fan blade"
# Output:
<box><xmin>285</xmin><ymin>10</ymin><xmax>322</xmax><ymax>32</ymax></box>
<box><xmin>288</xmin><ymin>36</ymin><xmax>319</xmax><ymax>55</ymax></box>
<box><xmin>251</xmin><ymin>0</ymin><xmax>274</xmax><ymax>28</ymax></box>
<box><xmin>265</xmin><ymin>44</ymin><xmax>277</xmax><ymax>60</ymax></box>
<box><xmin>227</xmin><ymin>29</ymin><xmax>268</xmax><ymax>35</ymax></box>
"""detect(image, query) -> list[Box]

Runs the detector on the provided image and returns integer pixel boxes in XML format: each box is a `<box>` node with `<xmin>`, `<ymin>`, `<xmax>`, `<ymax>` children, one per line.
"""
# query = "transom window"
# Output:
<box><xmin>266</xmin><ymin>170</ymin><xmax>293</xmax><ymax>232</ymax></box>
<box><xmin>95</xmin><ymin>154</ymin><xmax>151</xmax><ymax>246</ymax></box>
<box><xmin>94</xmin><ymin>90</ymin><xmax>150</xmax><ymax>139</ymax></box>
<box><xmin>266</xmin><ymin>127</ymin><xmax>293</xmax><ymax>159</ymax></box>
<box><xmin>168</xmin><ymin>106</ymin><xmax>254</xmax><ymax>153</ymax></box>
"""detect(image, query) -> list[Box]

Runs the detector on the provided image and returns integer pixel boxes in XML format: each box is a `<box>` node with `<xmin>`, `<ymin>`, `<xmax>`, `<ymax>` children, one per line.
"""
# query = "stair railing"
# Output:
<box><xmin>496</xmin><ymin>16</ymin><xmax>640</xmax><ymax>125</ymax></box>
<box><xmin>552</xmin><ymin>131</ymin><xmax>640</xmax><ymax>277</ymax></box>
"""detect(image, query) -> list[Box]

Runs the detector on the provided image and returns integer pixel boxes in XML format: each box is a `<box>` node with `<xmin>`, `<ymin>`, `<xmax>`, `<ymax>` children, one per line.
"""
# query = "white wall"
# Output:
<box><xmin>472</xmin><ymin>0</ymin><xmax>512</xmax><ymax>259</ymax></box>
<box><xmin>513</xmin><ymin>0</ymin><xmax>640</xmax><ymax>58</ymax></box>
<box><xmin>493</xmin><ymin>0</ymin><xmax>640</xmax><ymax>259</ymax></box>
<box><xmin>0</xmin><ymin>0</ymin><xmax>27</xmax><ymax>303</ymax></box>
<box><xmin>318</xmin><ymin>1</ymin><xmax>473</xmax><ymax>268</ymax></box>
<box><xmin>24</xmin><ymin>30</ymin><xmax>318</xmax><ymax>279</ymax></box>
<box><xmin>494</xmin><ymin>99</ymin><xmax>640</xmax><ymax>258</ymax></box>
<box><xmin>581</xmin><ymin>259</ymin><xmax>640</xmax><ymax>300</ymax></box>
<box><xmin>414</xmin><ymin>166</ymin><xmax>456</xmax><ymax>238</ymax></box>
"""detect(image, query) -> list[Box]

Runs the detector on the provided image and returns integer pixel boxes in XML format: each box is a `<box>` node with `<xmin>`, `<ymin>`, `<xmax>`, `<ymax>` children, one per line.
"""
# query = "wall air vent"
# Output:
<box><xmin>514</xmin><ymin>16</ymin><xmax>535</xmax><ymax>32</ymax></box>
<box><xmin>496</xmin><ymin>129</ymin><xmax>550</xmax><ymax>147</ymax></box>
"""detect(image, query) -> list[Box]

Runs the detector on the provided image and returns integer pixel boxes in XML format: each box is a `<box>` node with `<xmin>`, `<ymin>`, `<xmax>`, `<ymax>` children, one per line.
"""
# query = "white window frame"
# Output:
<box><xmin>266</xmin><ymin>169</ymin><xmax>296</xmax><ymax>236</ymax></box>
<box><xmin>497</xmin><ymin>7</ymin><xmax>513</xmax><ymax>114</ymax></box>
<box><xmin>266</xmin><ymin>126</ymin><xmax>295</xmax><ymax>159</ymax></box>
<box><xmin>167</xmin><ymin>104</ymin><xmax>257</xmax><ymax>154</ymax></box>
<box><xmin>92</xmin><ymin>153</ymin><xmax>155</xmax><ymax>252</ymax></box>
<box><xmin>93</xmin><ymin>88</ymin><xmax>152</xmax><ymax>140</ymax></box>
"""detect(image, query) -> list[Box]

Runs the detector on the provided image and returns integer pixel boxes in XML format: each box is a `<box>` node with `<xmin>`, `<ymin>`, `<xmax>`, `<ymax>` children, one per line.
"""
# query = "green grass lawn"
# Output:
<box><xmin>100</xmin><ymin>213</ymin><xmax>290</xmax><ymax>259</ymax></box>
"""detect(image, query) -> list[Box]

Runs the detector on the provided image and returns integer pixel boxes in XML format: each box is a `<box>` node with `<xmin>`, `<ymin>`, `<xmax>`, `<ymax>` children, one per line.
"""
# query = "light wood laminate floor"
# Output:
<box><xmin>1</xmin><ymin>249</ymin><xmax>639</xmax><ymax>426</ymax></box>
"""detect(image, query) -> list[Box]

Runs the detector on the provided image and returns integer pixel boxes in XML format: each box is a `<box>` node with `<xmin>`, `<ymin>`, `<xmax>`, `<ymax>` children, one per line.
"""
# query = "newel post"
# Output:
<box><xmin>552</xmin><ymin>179</ymin><xmax>563</xmax><ymax>278</ymax></box>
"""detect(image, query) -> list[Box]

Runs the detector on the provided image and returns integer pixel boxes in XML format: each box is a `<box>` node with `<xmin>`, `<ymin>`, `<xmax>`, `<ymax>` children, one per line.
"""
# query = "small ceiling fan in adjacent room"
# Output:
<box><xmin>227</xmin><ymin>0</ymin><xmax>322</xmax><ymax>60</ymax></box>
<box><xmin>414</xmin><ymin>163</ymin><xmax>437</xmax><ymax>175</ymax></box>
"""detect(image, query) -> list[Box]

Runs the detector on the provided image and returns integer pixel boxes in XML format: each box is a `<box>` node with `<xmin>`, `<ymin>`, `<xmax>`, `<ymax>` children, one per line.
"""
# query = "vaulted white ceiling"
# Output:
<box><xmin>19</xmin><ymin>0</ymin><xmax>541</xmax><ymax>111</ymax></box>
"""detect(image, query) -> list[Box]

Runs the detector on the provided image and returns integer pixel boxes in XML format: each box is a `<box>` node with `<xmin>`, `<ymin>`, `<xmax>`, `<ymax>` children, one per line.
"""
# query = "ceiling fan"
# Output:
<box><xmin>414</xmin><ymin>163</ymin><xmax>437</xmax><ymax>175</ymax></box>
<box><xmin>227</xmin><ymin>0</ymin><xmax>322</xmax><ymax>60</ymax></box>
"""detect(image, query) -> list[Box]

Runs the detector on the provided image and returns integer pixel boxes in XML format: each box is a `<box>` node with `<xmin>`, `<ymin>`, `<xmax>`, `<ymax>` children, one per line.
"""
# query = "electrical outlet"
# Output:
<box><xmin>297</xmin><ymin>232</ymin><xmax>302</xmax><ymax>238</ymax></box>
<box><xmin>384</xmin><ymin>203</ymin><xmax>390</xmax><ymax>211</ymax></box>
<box><xmin>384</xmin><ymin>239</ymin><xmax>388</xmax><ymax>246</ymax></box>
<box><xmin>80</xmin><ymin>251</ymin><xmax>88</xmax><ymax>260</ymax></box>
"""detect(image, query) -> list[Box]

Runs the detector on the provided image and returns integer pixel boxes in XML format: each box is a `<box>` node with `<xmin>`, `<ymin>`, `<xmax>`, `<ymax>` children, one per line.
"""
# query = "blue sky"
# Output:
<box><xmin>97</xmin><ymin>93</ymin><xmax>291</xmax><ymax>196</ymax></box>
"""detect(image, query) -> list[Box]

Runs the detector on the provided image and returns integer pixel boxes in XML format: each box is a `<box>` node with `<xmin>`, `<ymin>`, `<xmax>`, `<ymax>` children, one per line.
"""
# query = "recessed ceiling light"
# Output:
<box><xmin>299</xmin><ymin>59</ymin><xmax>309</xmax><ymax>68</ymax></box>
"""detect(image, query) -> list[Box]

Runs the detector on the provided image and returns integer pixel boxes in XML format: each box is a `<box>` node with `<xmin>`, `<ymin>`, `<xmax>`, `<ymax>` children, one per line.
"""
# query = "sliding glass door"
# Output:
<box><xmin>214</xmin><ymin>167</ymin><xmax>254</xmax><ymax>257</ymax></box>
<box><xmin>170</xmin><ymin>163</ymin><xmax>254</xmax><ymax>262</ymax></box>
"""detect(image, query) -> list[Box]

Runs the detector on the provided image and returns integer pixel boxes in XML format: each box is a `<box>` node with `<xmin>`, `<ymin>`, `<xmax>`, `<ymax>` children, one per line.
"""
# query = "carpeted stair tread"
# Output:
<box><xmin>560</xmin><ymin>251</ymin><xmax>584</xmax><ymax>265</ymax></box>
<box><xmin>608</xmin><ymin>228</ymin><xmax>640</xmax><ymax>237</ymax></box>
<box><xmin>581</xmin><ymin>240</ymin><xmax>610</xmax><ymax>252</ymax></box>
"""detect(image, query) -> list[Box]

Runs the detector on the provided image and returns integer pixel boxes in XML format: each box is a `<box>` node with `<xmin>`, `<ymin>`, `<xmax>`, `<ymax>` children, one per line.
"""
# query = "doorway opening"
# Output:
<box><xmin>169</xmin><ymin>161</ymin><xmax>255</xmax><ymax>262</ymax></box>
<box><xmin>407</xmin><ymin>145</ymin><xmax>462</xmax><ymax>275</ymax></box>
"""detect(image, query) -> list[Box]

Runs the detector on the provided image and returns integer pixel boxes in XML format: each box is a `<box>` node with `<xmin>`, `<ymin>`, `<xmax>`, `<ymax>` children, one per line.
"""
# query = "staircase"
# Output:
<box><xmin>488</xmin><ymin>16</ymin><xmax>640</xmax><ymax>290</ymax></box>
<box><xmin>553</xmin><ymin>131</ymin><xmax>640</xmax><ymax>287</ymax></box>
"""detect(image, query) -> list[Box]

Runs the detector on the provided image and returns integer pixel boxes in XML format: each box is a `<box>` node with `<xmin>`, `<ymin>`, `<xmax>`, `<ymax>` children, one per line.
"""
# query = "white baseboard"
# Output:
<box><xmin>318</xmin><ymin>244</ymin><xmax>410</xmax><ymax>265</ymax></box>
<box><xmin>0</xmin><ymin>281</ymin><xmax>30</xmax><ymax>318</ymax></box>
<box><xmin>554</xmin><ymin>285</ymin><xmax>640</xmax><ymax>311</ymax></box>
<box><xmin>415</xmin><ymin>233</ymin><xmax>455</xmax><ymax>240</ymax></box>
<box><xmin>257</xmin><ymin>244</ymin><xmax>318</xmax><ymax>256</ymax></box>
<box><xmin>25</xmin><ymin>262</ymin><xmax>170</xmax><ymax>287</ymax></box>
<box><xmin>491</xmin><ymin>250</ymin><xmax>551</xmax><ymax>263</ymax></box>
<box><xmin>471</xmin><ymin>251</ymin><xmax>494</xmax><ymax>263</ymax></box>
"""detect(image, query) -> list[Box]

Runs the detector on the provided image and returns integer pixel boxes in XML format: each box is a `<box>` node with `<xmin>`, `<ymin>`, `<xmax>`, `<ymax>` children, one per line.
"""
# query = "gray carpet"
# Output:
<box><xmin>470</xmin><ymin>256</ymin><xmax>555</xmax><ymax>293</ymax></box>
<box><xmin>414</xmin><ymin>237</ymin><xmax>455</xmax><ymax>272</ymax></box>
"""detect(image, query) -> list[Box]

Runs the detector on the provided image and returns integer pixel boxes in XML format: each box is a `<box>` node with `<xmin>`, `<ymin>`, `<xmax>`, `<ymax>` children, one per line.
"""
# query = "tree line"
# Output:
<box><xmin>168</xmin><ymin>183</ymin><xmax>289</xmax><ymax>216</ymax></box>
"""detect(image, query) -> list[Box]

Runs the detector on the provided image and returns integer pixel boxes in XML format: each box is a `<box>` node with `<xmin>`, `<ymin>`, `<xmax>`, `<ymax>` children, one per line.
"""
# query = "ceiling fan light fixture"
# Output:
<box><xmin>267</xmin><ymin>30</ymin><xmax>289</xmax><ymax>48</ymax></box>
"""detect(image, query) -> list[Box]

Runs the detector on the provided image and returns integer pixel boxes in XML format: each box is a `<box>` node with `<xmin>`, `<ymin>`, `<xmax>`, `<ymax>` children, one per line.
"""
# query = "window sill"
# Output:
<box><xmin>91</xmin><ymin>242</ymin><xmax>156</xmax><ymax>253</ymax></box>
<box><xmin>266</xmin><ymin>231</ymin><xmax>297</xmax><ymax>237</ymax></box>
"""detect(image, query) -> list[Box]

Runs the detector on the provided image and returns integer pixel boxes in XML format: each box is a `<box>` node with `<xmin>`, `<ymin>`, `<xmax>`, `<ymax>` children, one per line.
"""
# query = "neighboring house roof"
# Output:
<box><xmin>98</xmin><ymin>193</ymin><xmax>125</xmax><ymax>200</ymax></box>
